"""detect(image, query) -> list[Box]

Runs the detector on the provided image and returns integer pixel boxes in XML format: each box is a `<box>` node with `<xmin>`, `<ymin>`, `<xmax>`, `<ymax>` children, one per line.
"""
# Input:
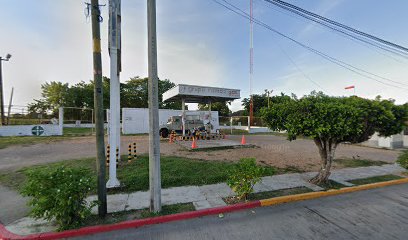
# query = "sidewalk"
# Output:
<box><xmin>86</xmin><ymin>163</ymin><xmax>405</xmax><ymax>213</ymax></box>
<box><xmin>5</xmin><ymin>164</ymin><xmax>406</xmax><ymax>235</ymax></box>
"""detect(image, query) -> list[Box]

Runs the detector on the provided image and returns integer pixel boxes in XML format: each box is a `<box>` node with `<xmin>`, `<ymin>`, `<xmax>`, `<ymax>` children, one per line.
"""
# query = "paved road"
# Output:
<box><xmin>74</xmin><ymin>184</ymin><xmax>408</xmax><ymax>240</ymax></box>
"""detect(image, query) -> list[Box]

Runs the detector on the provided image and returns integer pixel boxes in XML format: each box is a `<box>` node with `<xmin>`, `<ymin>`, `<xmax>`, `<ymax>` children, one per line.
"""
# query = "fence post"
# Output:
<box><xmin>58</xmin><ymin>107</ymin><xmax>64</xmax><ymax>135</ymax></box>
<box><xmin>247</xmin><ymin>116</ymin><xmax>251</xmax><ymax>134</ymax></box>
<box><xmin>230</xmin><ymin>117</ymin><xmax>233</xmax><ymax>135</ymax></box>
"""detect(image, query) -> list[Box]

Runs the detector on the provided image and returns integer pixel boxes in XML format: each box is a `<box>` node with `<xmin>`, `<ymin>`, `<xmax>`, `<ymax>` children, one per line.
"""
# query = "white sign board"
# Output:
<box><xmin>163</xmin><ymin>84</ymin><xmax>240</xmax><ymax>102</ymax></box>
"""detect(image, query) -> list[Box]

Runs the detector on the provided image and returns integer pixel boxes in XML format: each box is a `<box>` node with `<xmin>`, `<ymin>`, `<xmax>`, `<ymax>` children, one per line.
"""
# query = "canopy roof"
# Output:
<box><xmin>162</xmin><ymin>84</ymin><xmax>240</xmax><ymax>103</ymax></box>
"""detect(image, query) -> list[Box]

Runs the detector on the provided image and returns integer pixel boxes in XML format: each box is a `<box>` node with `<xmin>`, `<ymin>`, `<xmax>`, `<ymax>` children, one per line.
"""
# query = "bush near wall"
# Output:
<box><xmin>21</xmin><ymin>166</ymin><xmax>96</xmax><ymax>231</ymax></box>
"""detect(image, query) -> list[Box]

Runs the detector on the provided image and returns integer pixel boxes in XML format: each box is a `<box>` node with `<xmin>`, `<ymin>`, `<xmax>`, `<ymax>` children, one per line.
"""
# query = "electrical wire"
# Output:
<box><xmin>211</xmin><ymin>0</ymin><xmax>408</xmax><ymax>91</ymax></box>
<box><xmin>260</xmin><ymin>0</ymin><xmax>408</xmax><ymax>60</ymax></box>
<box><xmin>253</xmin><ymin>0</ymin><xmax>405</xmax><ymax>63</ymax></box>
<box><xmin>265</xmin><ymin>0</ymin><xmax>408</xmax><ymax>53</ymax></box>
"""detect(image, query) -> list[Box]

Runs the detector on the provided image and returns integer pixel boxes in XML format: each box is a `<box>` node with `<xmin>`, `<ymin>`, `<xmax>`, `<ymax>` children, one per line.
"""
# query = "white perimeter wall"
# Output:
<box><xmin>0</xmin><ymin>124</ymin><xmax>62</xmax><ymax>137</ymax></box>
<box><xmin>122</xmin><ymin>108</ymin><xmax>219</xmax><ymax>134</ymax></box>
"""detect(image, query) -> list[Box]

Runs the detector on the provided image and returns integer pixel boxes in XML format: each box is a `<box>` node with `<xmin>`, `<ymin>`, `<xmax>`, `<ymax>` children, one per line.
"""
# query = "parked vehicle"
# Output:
<box><xmin>159</xmin><ymin>115</ymin><xmax>212</xmax><ymax>138</ymax></box>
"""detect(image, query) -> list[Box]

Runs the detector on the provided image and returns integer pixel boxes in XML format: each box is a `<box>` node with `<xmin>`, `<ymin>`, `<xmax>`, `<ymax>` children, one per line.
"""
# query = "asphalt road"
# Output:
<box><xmin>74</xmin><ymin>184</ymin><xmax>408</xmax><ymax>240</ymax></box>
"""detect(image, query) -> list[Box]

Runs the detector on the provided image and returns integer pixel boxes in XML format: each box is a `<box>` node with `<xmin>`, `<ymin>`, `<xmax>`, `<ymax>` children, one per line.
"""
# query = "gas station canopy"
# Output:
<box><xmin>162</xmin><ymin>84</ymin><xmax>241</xmax><ymax>103</ymax></box>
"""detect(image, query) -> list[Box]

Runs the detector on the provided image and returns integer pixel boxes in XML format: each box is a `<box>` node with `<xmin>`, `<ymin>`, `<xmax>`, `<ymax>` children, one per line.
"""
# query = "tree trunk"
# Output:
<box><xmin>310</xmin><ymin>139</ymin><xmax>337</xmax><ymax>185</ymax></box>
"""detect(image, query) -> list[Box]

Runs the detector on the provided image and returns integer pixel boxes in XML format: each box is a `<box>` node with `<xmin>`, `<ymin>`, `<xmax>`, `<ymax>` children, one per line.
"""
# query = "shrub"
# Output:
<box><xmin>226</xmin><ymin>158</ymin><xmax>264</xmax><ymax>200</ymax></box>
<box><xmin>397</xmin><ymin>150</ymin><xmax>408</xmax><ymax>170</ymax></box>
<box><xmin>21</xmin><ymin>166</ymin><xmax>96</xmax><ymax>231</ymax></box>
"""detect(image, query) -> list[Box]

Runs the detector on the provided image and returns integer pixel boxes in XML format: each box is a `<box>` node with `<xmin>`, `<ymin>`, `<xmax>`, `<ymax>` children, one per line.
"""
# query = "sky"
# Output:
<box><xmin>1</xmin><ymin>0</ymin><xmax>408</xmax><ymax>112</ymax></box>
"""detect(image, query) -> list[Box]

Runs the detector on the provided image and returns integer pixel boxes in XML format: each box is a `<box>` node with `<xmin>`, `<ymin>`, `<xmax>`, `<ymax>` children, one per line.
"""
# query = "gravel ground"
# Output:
<box><xmin>0</xmin><ymin>134</ymin><xmax>401</xmax><ymax>172</ymax></box>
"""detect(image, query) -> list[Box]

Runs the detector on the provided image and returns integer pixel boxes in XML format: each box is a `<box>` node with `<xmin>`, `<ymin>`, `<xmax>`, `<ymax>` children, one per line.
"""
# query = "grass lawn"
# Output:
<box><xmin>248</xmin><ymin>187</ymin><xmax>313</xmax><ymax>201</ymax></box>
<box><xmin>0</xmin><ymin>155</ymin><xmax>279</xmax><ymax>194</ymax></box>
<box><xmin>334</xmin><ymin>158</ymin><xmax>388</xmax><ymax>168</ymax></box>
<box><xmin>317</xmin><ymin>180</ymin><xmax>347</xmax><ymax>190</ymax></box>
<box><xmin>63</xmin><ymin>127</ymin><xmax>94</xmax><ymax>136</ymax></box>
<box><xmin>0</xmin><ymin>136</ymin><xmax>70</xmax><ymax>149</ymax></box>
<box><xmin>348</xmin><ymin>174</ymin><xmax>403</xmax><ymax>185</ymax></box>
<box><xmin>84</xmin><ymin>203</ymin><xmax>195</xmax><ymax>227</ymax></box>
<box><xmin>224</xmin><ymin>187</ymin><xmax>313</xmax><ymax>204</ymax></box>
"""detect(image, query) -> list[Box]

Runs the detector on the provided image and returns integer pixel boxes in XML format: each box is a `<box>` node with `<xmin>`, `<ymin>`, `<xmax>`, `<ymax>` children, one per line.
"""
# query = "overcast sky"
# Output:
<box><xmin>1</xmin><ymin>0</ymin><xmax>408</xmax><ymax>112</ymax></box>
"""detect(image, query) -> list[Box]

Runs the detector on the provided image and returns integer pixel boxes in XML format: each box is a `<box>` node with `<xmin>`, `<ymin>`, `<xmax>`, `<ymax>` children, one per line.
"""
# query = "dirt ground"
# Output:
<box><xmin>0</xmin><ymin>134</ymin><xmax>401</xmax><ymax>172</ymax></box>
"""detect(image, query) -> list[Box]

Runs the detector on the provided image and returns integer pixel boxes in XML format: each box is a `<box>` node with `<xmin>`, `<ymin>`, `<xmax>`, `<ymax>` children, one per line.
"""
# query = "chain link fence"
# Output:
<box><xmin>5</xmin><ymin>105</ymin><xmax>57</xmax><ymax>125</ymax></box>
<box><xmin>218</xmin><ymin>116</ymin><xmax>271</xmax><ymax>134</ymax></box>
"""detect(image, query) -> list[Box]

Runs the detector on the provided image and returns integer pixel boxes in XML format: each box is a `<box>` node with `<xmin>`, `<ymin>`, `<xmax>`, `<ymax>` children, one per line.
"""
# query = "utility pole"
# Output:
<box><xmin>147</xmin><ymin>0</ymin><xmax>162</xmax><ymax>212</ymax></box>
<box><xmin>0</xmin><ymin>54</ymin><xmax>11</xmax><ymax>126</ymax></box>
<box><xmin>90</xmin><ymin>0</ymin><xmax>107</xmax><ymax>217</ymax></box>
<box><xmin>7</xmin><ymin>87</ymin><xmax>14</xmax><ymax>125</ymax></box>
<box><xmin>106</xmin><ymin>0</ymin><xmax>121</xmax><ymax>189</ymax></box>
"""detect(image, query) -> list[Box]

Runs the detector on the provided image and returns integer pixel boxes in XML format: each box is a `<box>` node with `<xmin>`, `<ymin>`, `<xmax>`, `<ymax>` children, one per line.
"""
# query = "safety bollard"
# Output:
<box><xmin>133</xmin><ymin>142</ymin><xmax>137</xmax><ymax>160</ymax></box>
<box><xmin>128</xmin><ymin>143</ymin><xmax>132</xmax><ymax>163</ymax></box>
<box><xmin>106</xmin><ymin>145</ymin><xmax>110</xmax><ymax>167</ymax></box>
<box><xmin>116</xmin><ymin>147</ymin><xmax>119</xmax><ymax>167</ymax></box>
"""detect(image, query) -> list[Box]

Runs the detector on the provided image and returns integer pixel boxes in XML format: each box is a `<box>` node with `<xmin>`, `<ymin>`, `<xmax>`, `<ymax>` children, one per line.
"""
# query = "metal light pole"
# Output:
<box><xmin>147</xmin><ymin>0</ymin><xmax>162</xmax><ymax>212</ymax></box>
<box><xmin>0</xmin><ymin>54</ymin><xmax>12</xmax><ymax>126</ymax></box>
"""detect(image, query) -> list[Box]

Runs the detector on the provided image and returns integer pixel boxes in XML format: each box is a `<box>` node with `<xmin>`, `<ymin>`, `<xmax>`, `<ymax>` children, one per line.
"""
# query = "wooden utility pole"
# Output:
<box><xmin>147</xmin><ymin>0</ymin><xmax>162</xmax><ymax>212</ymax></box>
<box><xmin>90</xmin><ymin>0</ymin><xmax>107</xmax><ymax>217</ymax></box>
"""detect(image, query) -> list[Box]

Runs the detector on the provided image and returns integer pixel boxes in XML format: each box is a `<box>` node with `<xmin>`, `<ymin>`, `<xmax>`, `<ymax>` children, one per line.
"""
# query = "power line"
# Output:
<box><xmin>260</xmin><ymin>0</ymin><xmax>408</xmax><ymax>60</ymax></box>
<box><xmin>253</xmin><ymin>0</ymin><xmax>405</xmax><ymax>63</ymax></box>
<box><xmin>211</xmin><ymin>0</ymin><xmax>408</xmax><ymax>91</ymax></box>
<box><xmin>265</xmin><ymin>0</ymin><xmax>408</xmax><ymax>54</ymax></box>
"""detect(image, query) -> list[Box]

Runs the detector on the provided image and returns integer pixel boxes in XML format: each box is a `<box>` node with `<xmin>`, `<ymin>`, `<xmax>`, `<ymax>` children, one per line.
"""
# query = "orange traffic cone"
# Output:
<box><xmin>191</xmin><ymin>137</ymin><xmax>197</xmax><ymax>149</ymax></box>
<box><xmin>241</xmin><ymin>135</ymin><xmax>246</xmax><ymax>145</ymax></box>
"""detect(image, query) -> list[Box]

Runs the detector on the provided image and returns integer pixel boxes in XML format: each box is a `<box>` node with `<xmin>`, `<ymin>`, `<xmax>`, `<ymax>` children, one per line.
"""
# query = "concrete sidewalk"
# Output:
<box><xmin>4</xmin><ymin>163</ymin><xmax>406</xmax><ymax>235</ymax></box>
<box><xmin>87</xmin><ymin>163</ymin><xmax>405</xmax><ymax>214</ymax></box>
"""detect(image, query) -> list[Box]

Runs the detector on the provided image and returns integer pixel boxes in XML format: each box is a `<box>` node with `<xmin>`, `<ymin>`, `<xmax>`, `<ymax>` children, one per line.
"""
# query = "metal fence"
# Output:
<box><xmin>4</xmin><ymin>105</ymin><xmax>58</xmax><ymax>125</ymax></box>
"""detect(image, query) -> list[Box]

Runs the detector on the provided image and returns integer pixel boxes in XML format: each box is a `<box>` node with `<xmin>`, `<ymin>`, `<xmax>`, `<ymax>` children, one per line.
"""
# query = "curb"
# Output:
<box><xmin>259</xmin><ymin>177</ymin><xmax>408</xmax><ymax>207</ymax></box>
<box><xmin>1</xmin><ymin>178</ymin><xmax>408</xmax><ymax>240</ymax></box>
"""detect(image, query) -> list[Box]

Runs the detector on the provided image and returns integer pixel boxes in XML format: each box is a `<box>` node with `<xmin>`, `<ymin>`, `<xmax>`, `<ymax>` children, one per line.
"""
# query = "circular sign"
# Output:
<box><xmin>32</xmin><ymin>126</ymin><xmax>45</xmax><ymax>136</ymax></box>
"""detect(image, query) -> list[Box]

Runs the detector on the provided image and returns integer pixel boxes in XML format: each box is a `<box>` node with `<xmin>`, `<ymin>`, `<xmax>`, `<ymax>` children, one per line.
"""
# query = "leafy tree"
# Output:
<box><xmin>242</xmin><ymin>92</ymin><xmax>292</xmax><ymax>116</ymax></box>
<box><xmin>230</xmin><ymin>109</ymin><xmax>246</xmax><ymax>116</ymax></box>
<box><xmin>27</xmin><ymin>99</ymin><xmax>52</xmax><ymax>117</ymax></box>
<box><xmin>198</xmin><ymin>102</ymin><xmax>231</xmax><ymax>116</ymax></box>
<box><xmin>28</xmin><ymin>77</ymin><xmax>181</xmax><ymax>113</ymax></box>
<box><xmin>261</xmin><ymin>92</ymin><xmax>408</xmax><ymax>185</ymax></box>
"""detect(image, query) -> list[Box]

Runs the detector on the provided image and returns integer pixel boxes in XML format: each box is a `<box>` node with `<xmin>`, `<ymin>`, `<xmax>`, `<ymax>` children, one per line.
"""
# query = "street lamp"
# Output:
<box><xmin>0</xmin><ymin>53</ymin><xmax>12</xmax><ymax>125</ymax></box>
<box><xmin>265</xmin><ymin>89</ymin><xmax>273</xmax><ymax>108</ymax></box>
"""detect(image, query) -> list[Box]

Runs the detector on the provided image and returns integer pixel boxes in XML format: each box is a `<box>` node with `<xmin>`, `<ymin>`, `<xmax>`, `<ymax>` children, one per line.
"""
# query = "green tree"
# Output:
<box><xmin>261</xmin><ymin>92</ymin><xmax>408</xmax><ymax>185</ymax></box>
<box><xmin>28</xmin><ymin>77</ymin><xmax>180</xmax><ymax>113</ymax></box>
<box><xmin>242</xmin><ymin>92</ymin><xmax>292</xmax><ymax>116</ymax></box>
<box><xmin>198</xmin><ymin>102</ymin><xmax>231</xmax><ymax>116</ymax></box>
<box><xmin>27</xmin><ymin>99</ymin><xmax>52</xmax><ymax>117</ymax></box>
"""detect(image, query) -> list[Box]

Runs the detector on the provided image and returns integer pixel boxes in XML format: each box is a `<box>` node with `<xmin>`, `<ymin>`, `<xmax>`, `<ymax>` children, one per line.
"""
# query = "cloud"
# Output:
<box><xmin>0</xmin><ymin>0</ymin><xmax>226</xmax><ymax>108</ymax></box>
<box><xmin>298</xmin><ymin>0</ymin><xmax>345</xmax><ymax>37</ymax></box>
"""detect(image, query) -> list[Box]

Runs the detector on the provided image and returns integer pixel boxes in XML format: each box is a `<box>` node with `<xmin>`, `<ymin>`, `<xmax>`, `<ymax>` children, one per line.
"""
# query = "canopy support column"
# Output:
<box><xmin>182</xmin><ymin>98</ymin><xmax>186</xmax><ymax>136</ymax></box>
